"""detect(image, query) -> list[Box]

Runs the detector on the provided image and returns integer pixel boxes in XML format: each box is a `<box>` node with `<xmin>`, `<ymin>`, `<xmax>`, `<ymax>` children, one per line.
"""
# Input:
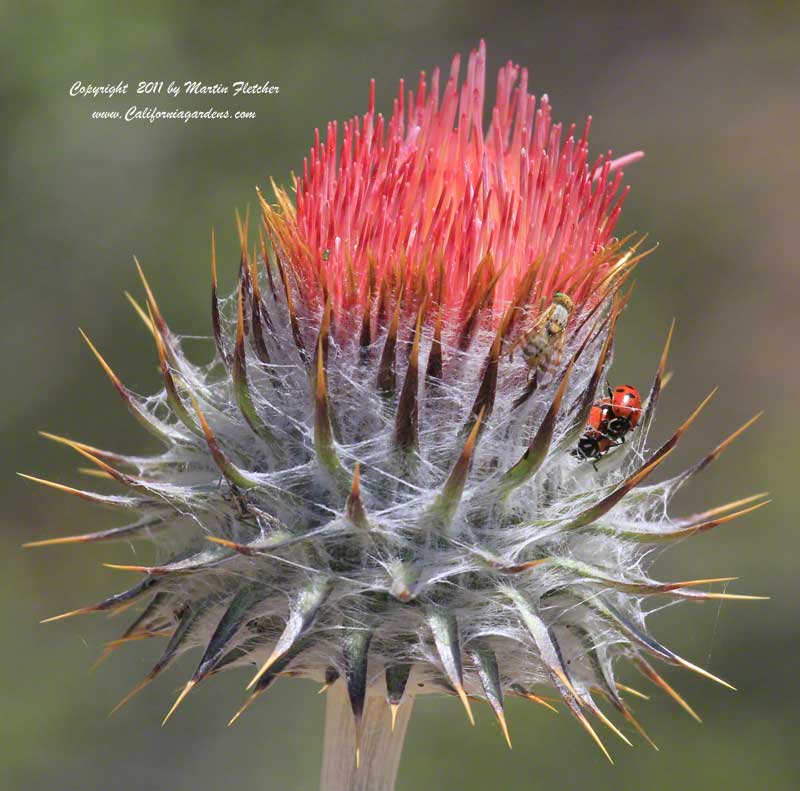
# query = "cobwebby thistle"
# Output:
<box><xmin>25</xmin><ymin>41</ymin><xmax>767</xmax><ymax>791</ymax></box>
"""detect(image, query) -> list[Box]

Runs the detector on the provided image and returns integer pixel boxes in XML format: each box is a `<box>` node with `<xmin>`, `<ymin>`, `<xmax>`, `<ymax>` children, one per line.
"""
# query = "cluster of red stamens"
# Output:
<box><xmin>262</xmin><ymin>40</ymin><xmax>642</xmax><ymax>333</ymax></box>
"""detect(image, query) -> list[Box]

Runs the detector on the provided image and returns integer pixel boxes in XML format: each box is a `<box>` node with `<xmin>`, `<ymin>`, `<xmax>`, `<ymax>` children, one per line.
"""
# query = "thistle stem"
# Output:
<box><xmin>319</xmin><ymin>681</ymin><xmax>414</xmax><ymax>791</ymax></box>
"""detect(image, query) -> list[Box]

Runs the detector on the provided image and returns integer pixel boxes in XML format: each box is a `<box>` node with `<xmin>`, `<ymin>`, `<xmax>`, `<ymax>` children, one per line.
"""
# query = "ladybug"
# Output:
<box><xmin>575</xmin><ymin>403</ymin><xmax>615</xmax><ymax>466</ymax></box>
<box><xmin>604</xmin><ymin>385</ymin><xmax>642</xmax><ymax>441</ymax></box>
<box><xmin>574</xmin><ymin>384</ymin><xmax>643</xmax><ymax>468</ymax></box>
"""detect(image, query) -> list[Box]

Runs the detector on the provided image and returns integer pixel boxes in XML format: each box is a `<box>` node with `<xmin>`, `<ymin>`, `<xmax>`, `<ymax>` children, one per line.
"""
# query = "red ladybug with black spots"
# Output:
<box><xmin>604</xmin><ymin>384</ymin><xmax>642</xmax><ymax>442</ymax></box>
<box><xmin>575</xmin><ymin>384</ymin><xmax>642</xmax><ymax>467</ymax></box>
<box><xmin>575</xmin><ymin>402</ymin><xmax>614</xmax><ymax>465</ymax></box>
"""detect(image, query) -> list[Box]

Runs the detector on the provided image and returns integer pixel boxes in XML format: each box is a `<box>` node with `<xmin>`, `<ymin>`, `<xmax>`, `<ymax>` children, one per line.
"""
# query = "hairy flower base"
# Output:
<box><xmin>25</xmin><ymin>235</ymin><xmax>765</xmax><ymax>760</ymax></box>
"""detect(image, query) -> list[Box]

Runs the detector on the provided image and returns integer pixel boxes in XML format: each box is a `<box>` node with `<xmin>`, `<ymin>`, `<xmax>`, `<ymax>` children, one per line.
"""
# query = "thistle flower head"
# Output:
<box><xmin>268</xmin><ymin>40</ymin><xmax>640</xmax><ymax>330</ymax></box>
<box><xmin>26</xmin><ymin>42</ymin><xmax>764</xmax><ymax>767</ymax></box>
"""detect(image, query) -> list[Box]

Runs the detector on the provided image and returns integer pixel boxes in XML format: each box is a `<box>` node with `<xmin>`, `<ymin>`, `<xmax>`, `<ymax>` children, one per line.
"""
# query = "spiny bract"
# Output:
<box><xmin>26</xmin><ymin>42</ymin><xmax>765</xmax><ymax>761</ymax></box>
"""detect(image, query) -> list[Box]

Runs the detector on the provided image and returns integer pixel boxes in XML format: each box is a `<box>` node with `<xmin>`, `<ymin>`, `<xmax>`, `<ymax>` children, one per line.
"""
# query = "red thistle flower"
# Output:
<box><xmin>25</xmin><ymin>41</ymin><xmax>763</xmax><ymax>791</ymax></box>
<box><xmin>264</xmin><ymin>40</ymin><xmax>642</xmax><ymax>331</ymax></box>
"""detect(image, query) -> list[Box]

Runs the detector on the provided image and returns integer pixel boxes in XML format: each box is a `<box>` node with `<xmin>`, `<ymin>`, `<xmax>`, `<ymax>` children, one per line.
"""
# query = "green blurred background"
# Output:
<box><xmin>2</xmin><ymin>2</ymin><xmax>798</xmax><ymax>789</ymax></box>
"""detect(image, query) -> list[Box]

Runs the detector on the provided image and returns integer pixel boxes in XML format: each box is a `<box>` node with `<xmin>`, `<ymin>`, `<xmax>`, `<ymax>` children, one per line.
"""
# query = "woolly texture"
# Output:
<box><xmin>25</xmin><ymin>43</ymin><xmax>765</xmax><ymax>766</ymax></box>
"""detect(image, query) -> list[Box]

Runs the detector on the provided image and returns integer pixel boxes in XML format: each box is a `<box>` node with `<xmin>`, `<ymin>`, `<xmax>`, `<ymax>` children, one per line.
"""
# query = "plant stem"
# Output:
<box><xmin>319</xmin><ymin>682</ymin><xmax>414</xmax><ymax>791</ymax></box>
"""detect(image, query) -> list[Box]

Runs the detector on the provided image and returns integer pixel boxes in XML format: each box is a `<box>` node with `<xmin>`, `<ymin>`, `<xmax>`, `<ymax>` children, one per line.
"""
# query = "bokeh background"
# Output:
<box><xmin>2</xmin><ymin>2</ymin><xmax>798</xmax><ymax>789</ymax></box>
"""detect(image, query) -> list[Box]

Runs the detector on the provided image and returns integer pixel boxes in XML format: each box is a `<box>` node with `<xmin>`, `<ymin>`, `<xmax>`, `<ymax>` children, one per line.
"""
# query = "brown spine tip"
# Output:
<box><xmin>79</xmin><ymin>329</ymin><xmax>127</xmax><ymax>400</ymax></box>
<box><xmin>37</xmin><ymin>430</ymin><xmax>127</xmax><ymax>466</ymax></box>
<box><xmin>359</xmin><ymin>257</ymin><xmax>377</xmax><ymax>358</ymax></box>
<box><xmin>133</xmin><ymin>256</ymin><xmax>169</xmax><ymax>338</ymax></box>
<box><xmin>341</xmin><ymin>627</ymin><xmax>373</xmax><ymax>764</ymax></box>
<box><xmin>682</xmin><ymin>412</ymin><xmax>763</xmax><ymax>482</ymax></box>
<box><xmin>661</xmin><ymin>499</ymin><xmax>770</xmax><ymax>542</ymax></box>
<box><xmin>358</xmin><ymin>289</ymin><xmax>373</xmax><ymax>358</ymax></box>
<box><xmin>517</xmin><ymin>690</ymin><xmax>559</xmax><ymax>714</ymax></box>
<box><xmin>634</xmin><ymin>657</ymin><xmax>702</xmax><ymax>723</ymax></box>
<box><xmin>426</xmin><ymin>609</ymin><xmax>474</xmax><ymax>725</ymax></box>
<box><xmin>103</xmin><ymin>562</ymin><xmax>160</xmax><ymax>574</ymax></box>
<box><xmin>470</xmin><ymin>646</ymin><xmax>511</xmax><ymax>747</ymax></box>
<box><xmin>318</xmin><ymin>295</ymin><xmax>333</xmax><ymax>363</ymax></box>
<box><xmin>428</xmin><ymin>406</ymin><xmax>485</xmax><ymax>531</ymax></box>
<box><xmin>109</xmin><ymin>674</ymin><xmax>157</xmax><ymax>717</ymax></box>
<box><xmin>80</xmin><ymin>327</ymin><xmax>175</xmax><ymax>442</ymax></box>
<box><xmin>375</xmin><ymin>278</ymin><xmax>389</xmax><ymax>329</ymax></box>
<box><xmin>457</xmin><ymin>253</ymin><xmax>502</xmax><ymax>351</ymax></box>
<box><xmin>346</xmin><ymin>463</ymin><xmax>369</xmax><ymax>530</ymax></box>
<box><xmin>17</xmin><ymin>472</ymin><xmax>135</xmax><ymax>508</ymax></box>
<box><xmin>275</xmin><ymin>246</ymin><xmax>307</xmax><ymax>362</ymax></box>
<box><xmin>235</xmin><ymin>283</ymin><xmax>246</xmax><ymax>362</ymax></box>
<box><xmin>257</xmin><ymin>224</ymin><xmax>278</xmax><ymax>299</ymax></box>
<box><xmin>495</xmin><ymin>708</ymin><xmax>512</xmax><ymax>749</ymax></box>
<box><xmin>454</xmin><ymin>683</ymin><xmax>476</xmax><ymax>726</ymax></box>
<box><xmin>55</xmin><ymin>441</ymin><xmax>147</xmax><ymax>494</ymax></box>
<box><xmin>193</xmin><ymin>396</ymin><xmax>229</xmax><ymax>474</ymax></box>
<box><xmin>585</xmin><ymin>700</ymin><xmax>633</xmax><ymax>747</ymax></box>
<box><xmin>247</xmin><ymin>577</ymin><xmax>332</xmax><ymax>690</ymax></box>
<box><xmin>210</xmin><ymin>229</ymin><xmax>229</xmax><ymax>366</ymax></box>
<box><xmin>228</xmin><ymin>692</ymin><xmax>260</xmax><ymax>726</ymax></box>
<box><xmin>124</xmin><ymin>291</ymin><xmax>155</xmax><ymax>337</ymax></box>
<box><xmin>671</xmin><ymin>655</ymin><xmax>736</xmax><ymax>691</ymax></box>
<box><xmin>230</xmin><ymin>287</ymin><xmax>280</xmax><ymax>449</ymax></box>
<box><xmin>376</xmin><ymin>287</ymin><xmax>403</xmax><ymax>398</ymax></box>
<box><xmin>620</xmin><ymin>705</ymin><xmax>659</xmax><ymax>751</ymax></box>
<box><xmin>235</xmin><ymin>209</ymin><xmax>252</xmax><ymax>338</ymax></box>
<box><xmin>394</xmin><ymin>308</ymin><xmax>423</xmax><ymax>454</ymax></box>
<box><xmin>161</xmin><ymin>680</ymin><xmax>197</xmax><ymax>726</ymax></box>
<box><xmin>190</xmin><ymin>395</ymin><xmax>259</xmax><ymax>490</ymax></box>
<box><xmin>249</xmin><ymin>247</ymin><xmax>272</xmax><ymax>365</ymax></box>
<box><xmin>313</xmin><ymin>332</ymin><xmax>346</xmax><ymax>488</ymax></box>
<box><xmin>147</xmin><ymin>302</ymin><xmax>198</xmax><ymax>435</ymax></box>
<box><xmin>40</xmin><ymin>605</ymin><xmax>101</xmax><ymax>623</ymax></box>
<box><xmin>616</xmin><ymin>683</ymin><xmax>650</xmax><ymax>701</ymax></box>
<box><xmin>639</xmin><ymin>318</ymin><xmax>676</xmax><ymax>434</ymax></box>
<box><xmin>564</xmin><ymin>689</ymin><xmax>614</xmax><ymax>763</ymax></box>
<box><xmin>206</xmin><ymin>536</ymin><xmax>258</xmax><ymax>556</ymax></box>
<box><xmin>424</xmin><ymin>307</ymin><xmax>444</xmax><ymax>385</ymax></box>
<box><xmin>40</xmin><ymin>577</ymin><xmax>158</xmax><ymax>622</ymax></box>
<box><xmin>467</xmin><ymin>328</ymin><xmax>501</xmax><ymax>430</ymax></box>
